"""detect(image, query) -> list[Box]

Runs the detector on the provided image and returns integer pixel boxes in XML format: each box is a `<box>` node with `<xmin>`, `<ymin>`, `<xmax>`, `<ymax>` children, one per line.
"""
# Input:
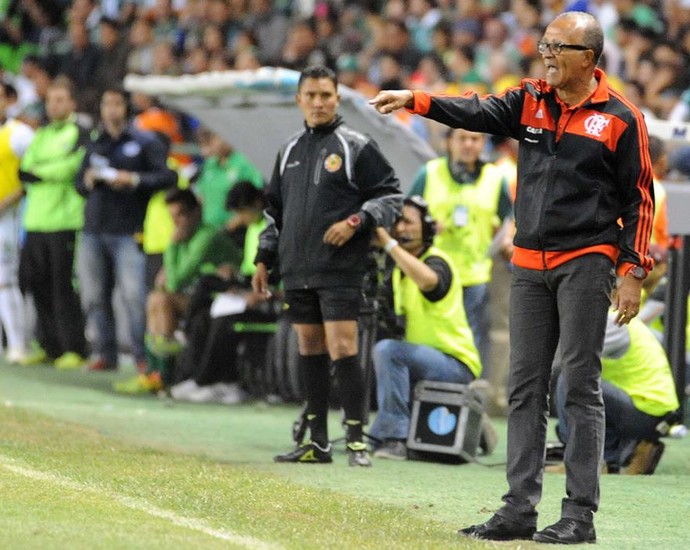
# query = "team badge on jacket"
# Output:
<box><xmin>324</xmin><ymin>153</ymin><xmax>342</xmax><ymax>172</ymax></box>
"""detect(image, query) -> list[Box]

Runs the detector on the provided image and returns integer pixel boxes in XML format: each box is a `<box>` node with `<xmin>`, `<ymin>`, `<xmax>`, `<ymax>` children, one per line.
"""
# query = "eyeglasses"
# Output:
<box><xmin>537</xmin><ymin>41</ymin><xmax>591</xmax><ymax>55</ymax></box>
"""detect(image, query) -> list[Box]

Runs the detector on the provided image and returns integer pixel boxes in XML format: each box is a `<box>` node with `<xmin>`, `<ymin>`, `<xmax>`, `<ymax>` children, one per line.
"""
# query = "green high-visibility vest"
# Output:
<box><xmin>241</xmin><ymin>219</ymin><xmax>266</xmax><ymax>277</ymax></box>
<box><xmin>602</xmin><ymin>316</ymin><xmax>679</xmax><ymax>417</ymax></box>
<box><xmin>393</xmin><ymin>246</ymin><xmax>481</xmax><ymax>377</ymax></box>
<box><xmin>424</xmin><ymin>158</ymin><xmax>503</xmax><ymax>286</ymax></box>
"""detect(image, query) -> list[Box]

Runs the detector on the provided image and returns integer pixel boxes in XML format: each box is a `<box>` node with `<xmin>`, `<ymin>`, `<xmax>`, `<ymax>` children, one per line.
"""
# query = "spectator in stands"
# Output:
<box><xmin>314</xmin><ymin>2</ymin><xmax>346</xmax><ymax>61</ymax></box>
<box><xmin>504</xmin><ymin>0</ymin><xmax>542</xmax><ymax>63</ymax></box>
<box><xmin>0</xmin><ymin>82</ymin><xmax>33</xmax><ymax>364</ymax></box>
<box><xmin>19</xmin><ymin>78</ymin><xmax>89</xmax><ymax>369</ymax></box>
<box><xmin>370</xmin><ymin>19</ymin><xmax>422</xmax><ymax>85</ymax></box>
<box><xmin>445</xmin><ymin>44</ymin><xmax>487</xmax><ymax>94</ymax></box>
<box><xmin>22</xmin><ymin>55</ymin><xmax>52</xmax><ymax>125</ymax></box>
<box><xmin>429</xmin><ymin>19</ymin><xmax>453</xmax><ymax>65</ymax></box>
<box><xmin>553</xmin><ymin>310</ymin><xmax>679</xmax><ymax>474</ymax></box>
<box><xmin>233</xmin><ymin>47</ymin><xmax>261</xmax><ymax>71</ymax></box>
<box><xmin>151</xmin><ymin>41</ymin><xmax>180</xmax><ymax>76</ymax></box>
<box><xmin>57</xmin><ymin>20</ymin><xmax>100</xmax><ymax>116</ymax></box>
<box><xmin>406</xmin><ymin>0</ymin><xmax>442</xmax><ymax>54</ymax></box>
<box><xmin>252</xmin><ymin>65</ymin><xmax>402</xmax><ymax>467</ymax></box>
<box><xmin>200</xmin><ymin>24</ymin><xmax>227</xmax><ymax>60</ymax></box>
<box><xmin>335</xmin><ymin>54</ymin><xmax>378</xmax><ymax>98</ymax></box>
<box><xmin>409</xmin><ymin>128</ymin><xmax>513</xmax><ymax>376</ymax></box>
<box><xmin>194</xmin><ymin>128</ymin><xmax>263</xmax><ymax>232</ymax></box>
<box><xmin>68</xmin><ymin>0</ymin><xmax>102</xmax><ymax>43</ymax></box>
<box><xmin>92</xmin><ymin>17</ymin><xmax>130</xmax><ymax>100</ymax></box>
<box><xmin>115</xmin><ymin>187</ymin><xmax>241</xmax><ymax>394</ymax></box>
<box><xmin>280</xmin><ymin>18</ymin><xmax>334</xmax><ymax>72</ymax></box>
<box><xmin>370</xmin><ymin>196</ymin><xmax>481</xmax><ymax>460</ymax></box>
<box><xmin>182</xmin><ymin>45</ymin><xmax>210</xmax><ymax>74</ymax></box>
<box><xmin>146</xmin><ymin>0</ymin><xmax>179</xmax><ymax>46</ymax></box>
<box><xmin>648</xmin><ymin>136</ymin><xmax>670</xmax><ymax>265</ymax></box>
<box><xmin>476</xmin><ymin>17</ymin><xmax>521</xmax><ymax>88</ymax></box>
<box><xmin>75</xmin><ymin>86</ymin><xmax>176</xmax><ymax>373</ymax></box>
<box><xmin>126</xmin><ymin>17</ymin><xmax>156</xmax><ymax>76</ymax></box>
<box><xmin>245</xmin><ymin>0</ymin><xmax>290</xmax><ymax>66</ymax></box>
<box><xmin>0</xmin><ymin>0</ymin><xmax>66</xmax><ymax>49</ymax></box>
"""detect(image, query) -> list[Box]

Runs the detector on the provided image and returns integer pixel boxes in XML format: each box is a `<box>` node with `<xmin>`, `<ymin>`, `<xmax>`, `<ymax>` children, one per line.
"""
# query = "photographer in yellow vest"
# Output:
<box><xmin>409</xmin><ymin>128</ymin><xmax>513</xmax><ymax>375</ymax></box>
<box><xmin>370</xmin><ymin>196</ymin><xmax>481</xmax><ymax>460</ymax></box>
<box><xmin>554</xmin><ymin>307</ymin><xmax>679</xmax><ymax>474</ymax></box>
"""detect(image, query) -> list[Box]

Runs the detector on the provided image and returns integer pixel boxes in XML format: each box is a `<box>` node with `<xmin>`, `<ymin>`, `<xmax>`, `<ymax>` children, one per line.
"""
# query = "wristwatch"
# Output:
<box><xmin>627</xmin><ymin>265</ymin><xmax>647</xmax><ymax>280</ymax></box>
<box><xmin>346</xmin><ymin>214</ymin><xmax>361</xmax><ymax>228</ymax></box>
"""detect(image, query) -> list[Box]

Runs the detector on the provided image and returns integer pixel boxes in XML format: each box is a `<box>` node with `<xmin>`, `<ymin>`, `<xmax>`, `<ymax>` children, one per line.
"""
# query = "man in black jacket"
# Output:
<box><xmin>76</xmin><ymin>87</ymin><xmax>177</xmax><ymax>373</ymax></box>
<box><xmin>253</xmin><ymin>65</ymin><xmax>402</xmax><ymax>467</ymax></box>
<box><xmin>371</xmin><ymin>11</ymin><xmax>654</xmax><ymax>545</ymax></box>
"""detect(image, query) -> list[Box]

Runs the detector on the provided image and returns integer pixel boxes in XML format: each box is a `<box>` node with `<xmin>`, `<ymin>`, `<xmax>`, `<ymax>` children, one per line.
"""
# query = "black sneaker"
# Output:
<box><xmin>346</xmin><ymin>442</ymin><xmax>372</xmax><ymax>467</ymax></box>
<box><xmin>274</xmin><ymin>441</ymin><xmax>333</xmax><ymax>464</ymax></box>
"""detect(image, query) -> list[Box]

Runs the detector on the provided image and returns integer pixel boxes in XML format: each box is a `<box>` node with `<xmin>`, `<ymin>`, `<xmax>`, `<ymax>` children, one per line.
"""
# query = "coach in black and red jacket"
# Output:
<box><xmin>371</xmin><ymin>11</ymin><xmax>654</xmax><ymax>546</ymax></box>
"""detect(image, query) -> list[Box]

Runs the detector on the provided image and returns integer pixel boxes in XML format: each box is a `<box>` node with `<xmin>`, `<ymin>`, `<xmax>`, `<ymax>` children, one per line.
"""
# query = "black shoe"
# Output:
<box><xmin>346</xmin><ymin>442</ymin><xmax>372</xmax><ymax>467</ymax></box>
<box><xmin>458</xmin><ymin>514</ymin><xmax>536</xmax><ymax>541</ymax></box>
<box><xmin>533</xmin><ymin>518</ymin><xmax>596</xmax><ymax>544</ymax></box>
<box><xmin>274</xmin><ymin>442</ymin><xmax>333</xmax><ymax>464</ymax></box>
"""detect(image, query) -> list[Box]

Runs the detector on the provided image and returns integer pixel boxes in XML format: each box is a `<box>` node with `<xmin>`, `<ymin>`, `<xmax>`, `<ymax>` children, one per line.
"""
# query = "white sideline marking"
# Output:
<box><xmin>0</xmin><ymin>455</ymin><xmax>281</xmax><ymax>550</ymax></box>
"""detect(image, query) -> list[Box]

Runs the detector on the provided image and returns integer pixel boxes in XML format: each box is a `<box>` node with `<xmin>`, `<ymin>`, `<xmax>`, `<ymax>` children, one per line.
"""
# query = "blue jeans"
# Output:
<box><xmin>369</xmin><ymin>339</ymin><xmax>475</xmax><ymax>441</ymax></box>
<box><xmin>556</xmin><ymin>374</ymin><xmax>662</xmax><ymax>469</ymax></box>
<box><xmin>77</xmin><ymin>232</ymin><xmax>147</xmax><ymax>364</ymax></box>
<box><xmin>463</xmin><ymin>283</ymin><xmax>490</xmax><ymax>377</ymax></box>
<box><xmin>500</xmin><ymin>254</ymin><xmax>614</xmax><ymax>525</ymax></box>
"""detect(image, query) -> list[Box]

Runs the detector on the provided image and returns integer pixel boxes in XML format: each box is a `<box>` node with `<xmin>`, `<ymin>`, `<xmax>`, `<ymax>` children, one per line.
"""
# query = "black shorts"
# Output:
<box><xmin>284</xmin><ymin>287</ymin><xmax>362</xmax><ymax>324</ymax></box>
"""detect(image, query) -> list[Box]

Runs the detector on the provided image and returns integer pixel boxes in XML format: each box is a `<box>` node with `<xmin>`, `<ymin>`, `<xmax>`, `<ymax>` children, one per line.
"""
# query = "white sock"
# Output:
<box><xmin>0</xmin><ymin>286</ymin><xmax>27</xmax><ymax>353</ymax></box>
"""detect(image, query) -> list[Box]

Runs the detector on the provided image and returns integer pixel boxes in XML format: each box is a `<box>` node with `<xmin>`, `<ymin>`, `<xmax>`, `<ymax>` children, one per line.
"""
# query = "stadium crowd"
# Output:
<box><xmin>3</xmin><ymin>1</ymin><xmax>690</xmax><ymax>131</ymax></box>
<box><xmin>0</xmin><ymin>0</ymin><xmax>686</xmax><ymax>477</ymax></box>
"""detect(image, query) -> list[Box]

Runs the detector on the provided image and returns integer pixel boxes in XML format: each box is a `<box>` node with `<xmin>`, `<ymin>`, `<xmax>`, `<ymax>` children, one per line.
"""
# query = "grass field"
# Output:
<box><xmin>1</xmin><ymin>360</ymin><xmax>689</xmax><ymax>549</ymax></box>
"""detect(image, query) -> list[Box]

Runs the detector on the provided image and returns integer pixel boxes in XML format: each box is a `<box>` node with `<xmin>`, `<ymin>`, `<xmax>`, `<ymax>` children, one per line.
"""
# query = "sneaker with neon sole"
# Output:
<box><xmin>113</xmin><ymin>372</ymin><xmax>163</xmax><ymax>394</ymax></box>
<box><xmin>347</xmin><ymin>442</ymin><xmax>372</xmax><ymax>467</ymax></box>
<box><xmin>146</xmin><ymin>334</ymin><xmax>184</xmax><ymax>357</ymax></box>
<box><xmin>17</xmin><ymin>348</ymin><xmax>48</xmax><ymax>366</ymax></box>
<box><xmin>274</xmin><ymin>441</ymin><xmax>333</xmax><ymax>464</ymax></box>
<box><xmin>54</xmin><ymin>352</ymin><xmax>87</xmax><ymax>370</ymax></box>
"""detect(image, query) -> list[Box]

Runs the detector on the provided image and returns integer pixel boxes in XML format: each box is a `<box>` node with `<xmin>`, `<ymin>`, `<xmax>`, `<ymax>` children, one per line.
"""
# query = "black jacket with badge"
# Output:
<box><xmin>256</xmin><ymin>115</ymin><xmax>402</xmax><ymax>290</ymax></box>
<box><xmin>75</xmin><ymin>125</ymin><xmax>177</xmax><ymax>235</ymax></box>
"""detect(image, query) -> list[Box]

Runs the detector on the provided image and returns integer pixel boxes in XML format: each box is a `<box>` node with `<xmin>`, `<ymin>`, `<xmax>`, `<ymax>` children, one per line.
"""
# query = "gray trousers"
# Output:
<box><xmin>498</xmin><ymin>254</ymin><xmax>614</xmax><ymax>525</ymax></box>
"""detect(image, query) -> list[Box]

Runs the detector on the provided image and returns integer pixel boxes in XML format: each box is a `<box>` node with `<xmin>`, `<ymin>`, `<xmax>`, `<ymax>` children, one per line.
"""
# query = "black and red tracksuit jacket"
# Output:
<box><xmin>408</xmin><ymin>68</ymin><xmax>654</xmax><ymax>277</ymax></box>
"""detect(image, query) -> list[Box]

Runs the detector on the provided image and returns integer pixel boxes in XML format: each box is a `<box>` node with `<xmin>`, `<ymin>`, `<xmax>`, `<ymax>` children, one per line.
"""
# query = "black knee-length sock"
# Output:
<box><xmin>301</xmin><ymin>353</ymin><xmax>330</xmax><ymax>447</ymax></box>
<box><xmin>332</xmin><ymin>354</ymin><xmax>365</xmax><ymax>444</ymax></box>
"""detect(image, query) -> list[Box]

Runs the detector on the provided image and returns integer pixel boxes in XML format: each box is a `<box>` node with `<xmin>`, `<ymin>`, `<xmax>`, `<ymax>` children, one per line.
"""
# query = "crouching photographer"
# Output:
<box><xmin>369</xmin><ymin>196</ymin><xmax>482</xmax><ymax>460</ymax></box>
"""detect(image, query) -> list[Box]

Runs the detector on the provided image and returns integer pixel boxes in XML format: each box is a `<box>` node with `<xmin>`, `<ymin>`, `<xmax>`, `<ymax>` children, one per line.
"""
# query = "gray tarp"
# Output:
<box><xmin>124</xmin><ymin>68</ymin><xmax>437</xmax><ymax>192</ymax></box>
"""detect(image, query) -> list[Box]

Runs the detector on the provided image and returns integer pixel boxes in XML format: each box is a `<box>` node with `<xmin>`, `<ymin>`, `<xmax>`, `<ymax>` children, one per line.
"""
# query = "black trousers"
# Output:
<box><xmin>176</xmin><ymin>305</ymin><xmax>276</xmax><ymax>387</ymax></box>
<box><xmin>20</xmin><ymin>231</ymin><xmax>87</xmax><ymax>359</ymax></box>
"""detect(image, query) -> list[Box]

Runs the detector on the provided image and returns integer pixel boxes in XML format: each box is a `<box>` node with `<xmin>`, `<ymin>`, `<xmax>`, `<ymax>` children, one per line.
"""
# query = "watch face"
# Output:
<box><xmin>631</xmin><ymin>266</ymin><xmax>646</xmax><ymax>279</ymax></box>
<box><xmin>347</xmin><ymin>214</ymin><xmax>361</xmax><ymax>227</ymax></box>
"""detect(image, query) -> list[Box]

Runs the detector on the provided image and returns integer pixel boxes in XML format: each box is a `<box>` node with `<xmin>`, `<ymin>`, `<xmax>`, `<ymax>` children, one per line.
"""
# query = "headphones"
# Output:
<box><xmin>404</xmin><ymin>195</ymin><xmax>437</xmax><ymax>246</ymax></box>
